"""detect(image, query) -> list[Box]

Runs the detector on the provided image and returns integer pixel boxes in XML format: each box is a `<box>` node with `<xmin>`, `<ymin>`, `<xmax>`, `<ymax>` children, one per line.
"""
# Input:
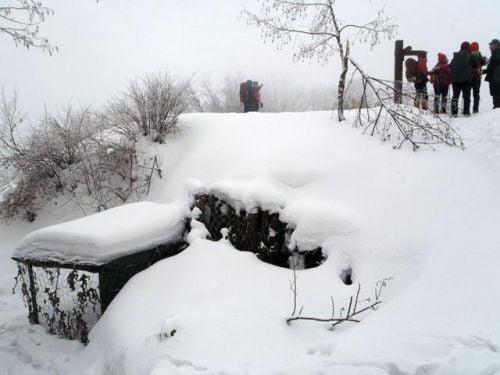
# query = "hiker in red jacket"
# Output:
<box><xmin>430</xmin><ymin>53</ymin><xmax>451</xmax><ymax>114</ymax></box>
<box><xmin>414</xmin><ymin>56</ymin><xmax>429</xmax><ymax>110</ymax></box>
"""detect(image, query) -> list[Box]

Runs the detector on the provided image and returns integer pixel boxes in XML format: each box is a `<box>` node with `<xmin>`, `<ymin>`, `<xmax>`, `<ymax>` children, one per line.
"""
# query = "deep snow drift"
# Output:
<box><xmin>1</xmin><ymin>110</ymin><xmax>500</xmax><ymax>374</ymax></box>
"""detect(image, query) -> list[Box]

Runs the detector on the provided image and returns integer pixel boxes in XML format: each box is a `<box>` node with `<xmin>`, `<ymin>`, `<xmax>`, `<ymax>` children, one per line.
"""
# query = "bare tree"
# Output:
<box><xmin>196</xmin><ymin>74</ymin><xmax>244</xmax><ymax>113</ymax></box>
<box><xmin>0</xmin><ymin>90</ymin><xmax>25</xmax><ymax>158</ymax></box>
<box><xmin>244</xmin><ymin>0</ymin><xmax>397</xmax><ymax>121</ymax></box>
<box><xmin>197</xmin><ymin>77</ymin><xmax>226</xmax><ymax>113</ymax></box>
<box><xmin>0</xmin><ymin>0</ymin><xmax>57</xmax><ymax>54</ymax></box>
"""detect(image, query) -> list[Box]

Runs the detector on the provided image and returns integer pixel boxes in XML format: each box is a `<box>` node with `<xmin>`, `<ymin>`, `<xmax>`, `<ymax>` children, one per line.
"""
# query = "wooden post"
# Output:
<box><xmin>27</xmin><ymin>264</ymin><xmax>39</xmax><ymax>324</ymax></box>
<box><xmin>394</xmin><ymin>40</ymin><xmax>428</xmax><ymax>104</ymax></box>
<box><xmin>98</xmin><ymin>269</ymin><xmax>116</xmax><ymax>315</ymax></box>
<box><xmin>394</xmin><ymin>40</ymin><xmax>404</xmax><ymax>104</ymax></box>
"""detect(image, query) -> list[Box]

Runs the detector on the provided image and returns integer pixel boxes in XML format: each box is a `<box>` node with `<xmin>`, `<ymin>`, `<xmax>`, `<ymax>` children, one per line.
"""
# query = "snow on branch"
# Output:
<box><xmin>348</xmin><ymin>58</ymin><xmax>464</xmax><ymax>151</ymax></box>
<box><xmin>0</xmin><ymin>0</ymin><xmax>57</xmax><ymax>54</ymax></box>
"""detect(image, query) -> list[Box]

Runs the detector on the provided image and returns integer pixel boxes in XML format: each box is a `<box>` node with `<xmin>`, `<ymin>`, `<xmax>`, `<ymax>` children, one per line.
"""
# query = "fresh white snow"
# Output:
<box><xmin>1</xmin><ymin>109</ymin><xmax>500</xmax><ymax>374</ymax></box>
<box><xmin>13</xmin><ymin>201</ymin><xmax>188</xmax><ymax>265</ymax></box>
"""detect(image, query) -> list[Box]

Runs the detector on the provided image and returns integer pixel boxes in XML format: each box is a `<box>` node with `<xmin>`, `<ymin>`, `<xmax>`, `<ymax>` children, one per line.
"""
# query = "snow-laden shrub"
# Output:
<box><xmin>0</xmin><ymin>93</ymin><xmax>149</xmax><ymax>220</ymax></box>
<box><xmin>108</xmin><ymin>71</ymin><xmax>192</xmax><ymax>143</ymax></box>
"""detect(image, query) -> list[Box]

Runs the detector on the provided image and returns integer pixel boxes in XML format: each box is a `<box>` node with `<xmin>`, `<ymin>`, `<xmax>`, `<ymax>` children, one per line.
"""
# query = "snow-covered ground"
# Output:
<box><xmin>1</xmin><ymin>109</ymin><xmax>500</xmax><ymax>374</ymax></box>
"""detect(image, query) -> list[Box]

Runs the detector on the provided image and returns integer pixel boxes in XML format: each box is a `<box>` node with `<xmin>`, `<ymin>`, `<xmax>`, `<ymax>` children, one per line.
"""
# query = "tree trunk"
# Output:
<box><xmin>337</xmin><ymin>41</ymin><xmax>350</xmax><ymax>122</ymax></box>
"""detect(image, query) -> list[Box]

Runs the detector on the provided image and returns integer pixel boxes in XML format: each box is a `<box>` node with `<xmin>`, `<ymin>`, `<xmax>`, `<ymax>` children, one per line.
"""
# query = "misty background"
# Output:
<box><xmin>1</xmin><ymin>0</ymin><xmax>499</xmax><ymax>116</ymax></box>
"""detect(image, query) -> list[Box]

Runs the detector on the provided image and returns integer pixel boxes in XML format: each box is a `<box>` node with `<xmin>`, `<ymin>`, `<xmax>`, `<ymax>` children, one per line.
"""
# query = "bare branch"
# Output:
<box><xmin>0</xmin><ymin>0</ymin><xmax>56</xmax><ymax>53</ymax></box>
<box><xmin>286</xmin><ymin>275</ymin><xmax>391</xmax><ymax>328</ymax></box>
<box><xmin>349</xmin><ymin>58</ymin><xmax>464</xmax><ymax>151</ymax></box>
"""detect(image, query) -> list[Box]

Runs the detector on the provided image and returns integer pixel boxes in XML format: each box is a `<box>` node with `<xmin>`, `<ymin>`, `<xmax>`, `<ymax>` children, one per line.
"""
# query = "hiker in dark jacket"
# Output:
<box><xmin>414</xmin><ymin>56</ymin><xmax>429</xmax><ymax>110</ymax></box>
<box><xmin>485</xmin><ymin>39</ymin><xmax>500</xmax><ymax>109</ymax></box>
<box><xmin>431</xmin><ymin>53</ymin><xmax>451</xmax><ymax>114</ymax></box>
<box><xmin>450</xmin><ymin>41</ymin><xmax>478</xmax><ymax>117</ymax></box>
<box><xmin>470</xmin><ymin>42</ymin><xmax>487</xmax><ymax>113</ymax></box>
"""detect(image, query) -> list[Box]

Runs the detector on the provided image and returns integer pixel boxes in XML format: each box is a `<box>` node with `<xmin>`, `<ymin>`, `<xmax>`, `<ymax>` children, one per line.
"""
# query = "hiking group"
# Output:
<box><xmin>406</xmin><ymin>38</ymin><xmax>500</xmax><ymax>117</ymax></box>
<box><xmin>240</xmin><ymin>80</ymin><xmax>263</xmax><ymax>113</ymax></box>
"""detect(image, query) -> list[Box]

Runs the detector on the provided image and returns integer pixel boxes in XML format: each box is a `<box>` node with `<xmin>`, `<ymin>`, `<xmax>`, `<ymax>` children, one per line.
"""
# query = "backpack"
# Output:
<box><xmin>405</xmin><ymin>58</ymin><xmax>418</xmax><ymax>82</ymax></box>
<box><xmin>239</xmin><ymin>81</ymin><xmax>251</xmax><ymax>103</ymax></box>
<box><xmin>471</xmin><ymin>52</ymin><xmax>485</xmax><ymax>79</ymax></box>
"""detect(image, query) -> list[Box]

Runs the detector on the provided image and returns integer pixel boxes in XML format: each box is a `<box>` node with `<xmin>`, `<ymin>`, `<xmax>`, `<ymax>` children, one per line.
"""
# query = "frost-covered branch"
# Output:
<box><xmin>349</xmin><ymin>58</ymin><xmax>464</xmax><ymax>151</ymax></box>
<box><xmin>0</xmin><ymin>0</ymin><xmax>57</xmax><ymax>54</ymax></box>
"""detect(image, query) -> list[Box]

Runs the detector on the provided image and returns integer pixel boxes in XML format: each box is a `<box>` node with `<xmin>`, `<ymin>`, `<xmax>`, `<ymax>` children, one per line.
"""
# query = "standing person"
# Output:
<box><xmin>450</xmin><ymin>41</ymin><xmax>478</xmax><ymax>117</ymax></box>
<box><xmin>240</xmin><ymin>80</ymin><xmax>253</xmax><ymax>113</ymax></box>
<box><xmin>414</xmin><ymin>55</ymin><xmax>429</xmax><ymax>110</ymax></box>
<box><xmin>431</xmin><ymin>53</ymin><xmax>451</xmax><ymax>114</ymax></box>
<box><xmin>470</xmin><ymin>42</ymin><xmax>487</xmax><ymax>113</ymax></box>
<box><xmin>246</xmin><ymin>81</ymin><xmax>263</xmax><ymax>112</ymax></box>
<box><xmin>485</xmin><ymin>39</ymin><xmax>500</xmax><ymax>109</ymax></box>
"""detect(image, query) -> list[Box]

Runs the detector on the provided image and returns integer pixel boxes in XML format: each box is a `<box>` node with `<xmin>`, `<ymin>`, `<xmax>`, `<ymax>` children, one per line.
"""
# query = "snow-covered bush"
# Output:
<box><xmin>0</xmin><ymin>92</ymin><xmax>149</xmax><ymax>220</ymax></box>
<box><xmin>108</xmin><ymin>71</ymin><xmax>192</xmax><ymax>143</ymax></box>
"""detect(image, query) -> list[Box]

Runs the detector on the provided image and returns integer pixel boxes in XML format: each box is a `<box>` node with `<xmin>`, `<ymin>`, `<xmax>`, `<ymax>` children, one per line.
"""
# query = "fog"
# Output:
<box><xmin>1</xmin><ymin>0</ymin><xmax>498</xmax><ymax>116</ymax></box>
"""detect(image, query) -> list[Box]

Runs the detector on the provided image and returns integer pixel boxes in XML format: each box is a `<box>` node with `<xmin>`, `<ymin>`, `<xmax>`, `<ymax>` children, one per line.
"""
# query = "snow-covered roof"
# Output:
<box><xmin>13</xmin><ymin>202</ymin><xmax>188</xmax><ymax>265</ymax></box>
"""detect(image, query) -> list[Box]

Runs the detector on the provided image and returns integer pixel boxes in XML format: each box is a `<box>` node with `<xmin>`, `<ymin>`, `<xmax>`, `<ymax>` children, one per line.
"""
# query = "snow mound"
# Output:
<box><xmin>2</xmin><ymin>110</ymin><xmax>500</xmax><ymax>375</ymax></box>
<box><xmin>13</xmin><ymin>201</ymin><xmax>189</xmax><ymax>265</ymax></box>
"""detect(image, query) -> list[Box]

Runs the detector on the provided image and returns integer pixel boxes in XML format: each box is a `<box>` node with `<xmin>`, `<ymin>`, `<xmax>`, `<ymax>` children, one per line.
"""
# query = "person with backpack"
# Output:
<box><xmin>470</xmin><ymin>42</ymin><xmax>487</xmax><ymax>113</ymax></box>
<box><xmin>239</xmin><ymin>80</ymin><xmax>263</xmax><ymax>113</ymax></box>
<box><xmin>450</xmin><ymin>41</ymin><xmax>478</xmax><ymax>117</ymax></box>
<box><xmin>414</xmin><ymin>55</ymin><xmax>429</xmax><ymax>110</ymax></box>
<box><xmin>485</xmin><ymin>39</ymin><xmax>500</xmax><ymax>109</ymax></box>
<box><xmin>430</xmin><ymin>53</ymin><xmax>451</xmax><ymax>114</ymax></box>
<box><xmin>240</xmin><ymin>80</ymin><xmax>252</xmax><ymax>113</ymax></box>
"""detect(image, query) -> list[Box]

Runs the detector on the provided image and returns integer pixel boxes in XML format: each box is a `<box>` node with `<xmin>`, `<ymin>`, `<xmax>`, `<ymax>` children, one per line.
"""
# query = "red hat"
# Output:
<box><xmin>460</xmin><ymin>41</ymin><xmax>471</xmax><ymax>52</ymax></box>
<box><xmin>470</xmin><ymin>42</ymin><xmax>479</xmax><ymax>52</ymax></box>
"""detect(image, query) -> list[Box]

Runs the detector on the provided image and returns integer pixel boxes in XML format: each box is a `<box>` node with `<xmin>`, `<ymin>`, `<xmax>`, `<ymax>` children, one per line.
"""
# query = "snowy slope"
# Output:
<box><xmin>1</xmin><ymin>110</ymin><xmax>500</xmax><ymax>374</ymax></box>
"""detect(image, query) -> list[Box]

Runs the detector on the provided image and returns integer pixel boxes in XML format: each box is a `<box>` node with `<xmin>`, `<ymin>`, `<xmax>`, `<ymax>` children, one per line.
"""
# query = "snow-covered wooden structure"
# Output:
<box><xmin>12</xmin><ymin>202</ymin><xmax>188</xmax><ymax>343</ymax></box>
<box><xmin>12</xmin><ymin>180</ymin><xmax>326</xmax><ymax>344</ymax></box>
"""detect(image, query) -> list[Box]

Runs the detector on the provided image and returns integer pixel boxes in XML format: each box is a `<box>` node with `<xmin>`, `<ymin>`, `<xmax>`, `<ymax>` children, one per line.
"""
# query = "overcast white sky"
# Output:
<box><xmin>1</xmin><ymin>0</ymin><xmax>499</xmax><ymax>116</ymax></box>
